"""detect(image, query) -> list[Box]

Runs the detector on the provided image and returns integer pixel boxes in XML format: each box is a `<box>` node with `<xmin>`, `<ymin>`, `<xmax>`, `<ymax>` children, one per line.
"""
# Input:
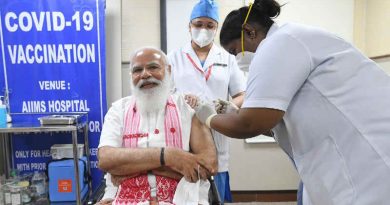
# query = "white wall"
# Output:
<box><xmin>121</xmin><ymin>0</ymin><xmax>160</xmax><ymax>61</ymax></box>
<box><xmin>277</xmin><ymin>0</ymin><xmax>354</xmax><ymax>41</ymax></box>
<box><xmin>375</xmin><ymin>57</ymin><xmax>390</xmax><ymax>75</ymax></box>
<box><xmin>121</xmin><ymin>0</ymin><xmax>160</xmax><ymax>97</ymax></box>
<box><xmin>166</xmin><ymin>0</ymin><xmax>197</xmax><ymax>53</ymax></box>
<box><xmin>229</xmin><ymin>140</ymin><xmax>299</xmax><ymax>190</ymax></box>
<box><xmin>354</xmin><ymin>0</ymin><xmax>390</xmax><ymax>57</ymax></box>
<box><xmin>105</xmin><ymin>0</ymin><xmax>122</xmax><ymax>106</ymax></box>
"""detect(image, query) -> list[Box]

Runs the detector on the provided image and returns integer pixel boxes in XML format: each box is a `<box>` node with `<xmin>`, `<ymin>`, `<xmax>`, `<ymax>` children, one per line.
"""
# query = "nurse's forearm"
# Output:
<box><xmin>209</xmin><ymin>108</ymin><xmax>284</xmax><ymax>139</ymax></box>
<box><xmin>209</xmin><ymin>114</ymin><xmax>262</xmax><ymax>139</ymax></box>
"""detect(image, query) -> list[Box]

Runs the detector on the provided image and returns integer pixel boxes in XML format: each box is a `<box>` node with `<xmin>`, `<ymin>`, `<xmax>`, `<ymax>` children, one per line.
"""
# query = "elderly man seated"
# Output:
<box><xmin>98</xmin><ymin>47</ymin><xmax>217</xmax><ymax>205</ymax></box>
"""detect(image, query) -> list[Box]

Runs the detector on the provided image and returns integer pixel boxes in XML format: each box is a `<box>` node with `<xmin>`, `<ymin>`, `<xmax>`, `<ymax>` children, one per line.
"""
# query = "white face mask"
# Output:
<box><xmin>191</xmin><ymin>28</ymin><xmax>216</xmax><ymax>48</ymax></box>
<box><xmin>173</xmin><ymin>178</ymin><xmax>210</xmax><ymax>205</ymax></box>
<box><xmin>235</xmin><ymin>51</ymin><xmax>256</xmax><ymax>72</ymax></box>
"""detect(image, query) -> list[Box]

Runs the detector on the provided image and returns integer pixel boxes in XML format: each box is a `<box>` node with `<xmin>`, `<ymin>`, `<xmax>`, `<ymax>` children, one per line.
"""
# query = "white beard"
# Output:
<box><xmin>131</xmin><ymin>74</ymin><xmax>172</xmax><ymax>115</ymax></box>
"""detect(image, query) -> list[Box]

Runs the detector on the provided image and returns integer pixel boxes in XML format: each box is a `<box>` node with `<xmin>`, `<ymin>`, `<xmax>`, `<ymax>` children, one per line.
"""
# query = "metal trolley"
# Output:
<box><xmin>0</xmin><ymin>113</ymin><xmax>91</xmax><ymax>205</ymax></box>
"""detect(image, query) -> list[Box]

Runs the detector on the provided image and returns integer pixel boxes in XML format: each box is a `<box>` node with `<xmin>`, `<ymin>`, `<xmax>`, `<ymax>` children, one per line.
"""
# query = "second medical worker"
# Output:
<box><xmin>168</xmin><ymin>0</ymin><xmax>246</xmax><ymax>202</ymax></box>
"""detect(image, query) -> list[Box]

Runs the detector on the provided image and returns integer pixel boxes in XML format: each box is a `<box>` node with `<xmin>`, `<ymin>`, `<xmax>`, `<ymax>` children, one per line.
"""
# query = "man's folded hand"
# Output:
<box><xmin>152</xmin><ymin>167</ymin><xmax>183</xmax><ymax>180</ymax></box>
<box><xmin>96</xmin><ymin>198</ymin><xmax>114</xmax><ymax>205</ymax></box>
<box><xmin>111</xmin><ymin>173</ymin><xmax>140</xmax><ymax>186</ymax></box>
<box><xmin>164</xmin><ymin>147</ymin><xmax>200</xmax><ymax>183</ymax></box>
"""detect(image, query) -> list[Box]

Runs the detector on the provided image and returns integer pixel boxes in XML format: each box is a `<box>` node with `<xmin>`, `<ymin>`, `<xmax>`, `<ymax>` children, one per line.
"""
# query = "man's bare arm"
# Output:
<box><xmin>151</xmin><ymin>116</ymin><xmax>218</xmax><ymax>180</ymax></box>
<box><xmin>98</xmin><ymin>146</ymin><xmax>201</xmax><ymax>182</ymax></box>
<box><xmin>190</xmin><ymin>115</ymin><xmax>218</xmax><ymax>176</ymax></box>
<box><xmin>98</xmin><ymin>147</ymin><xmax>161</xmax><ymax>175</ymax></box>
<box><xmin>151</xmin><ymin>167</ymin><xmax>183</xmax><ymax>180</ymax></box>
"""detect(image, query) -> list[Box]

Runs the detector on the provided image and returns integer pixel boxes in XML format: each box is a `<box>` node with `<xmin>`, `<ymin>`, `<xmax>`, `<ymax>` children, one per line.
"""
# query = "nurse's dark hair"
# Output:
<box><xmin>220</xmin><ymin>0</ymin><xmax>281</xmax><ymax>46</ymax></box>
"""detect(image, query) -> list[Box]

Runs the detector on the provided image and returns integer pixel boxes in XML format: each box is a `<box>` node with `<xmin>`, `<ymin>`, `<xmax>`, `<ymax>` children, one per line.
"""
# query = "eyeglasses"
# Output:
<box><xmin>191</xmin><ymin>21</ymin><xmax>217</xmax><ymax>30</ymax></box>
<box><xmin>241</xmin><ymin>2</ymin><xmax>254</xmax><ymax>56</ymax></box>
<box><xmin>131</xmin><ymin>63</ymin><xmax>162</xmax><ymax>76</ymax></box>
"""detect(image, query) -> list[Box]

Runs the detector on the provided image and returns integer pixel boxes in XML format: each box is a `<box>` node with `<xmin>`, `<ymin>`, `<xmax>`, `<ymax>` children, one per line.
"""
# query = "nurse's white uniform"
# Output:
<box><xmin>244</xmin><ymin>22</ymin><xmax>390</xmax><ymax>205</ymax></box>
<box><xmin>168</xmin><ymin>43</ymin><xmax>246</xmax><ymax>172</ymax></box>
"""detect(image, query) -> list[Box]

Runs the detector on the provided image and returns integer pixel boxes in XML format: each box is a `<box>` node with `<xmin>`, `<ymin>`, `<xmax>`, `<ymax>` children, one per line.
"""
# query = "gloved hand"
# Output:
<box><xmin>194</xmin><ymin>100</ymin><xmax>217</xmax><ymax>128</ymax></box>
<box><xmin>214</xmin><ymin>99</ymin><xmax>239</xmax><ymax>114</ymax></box>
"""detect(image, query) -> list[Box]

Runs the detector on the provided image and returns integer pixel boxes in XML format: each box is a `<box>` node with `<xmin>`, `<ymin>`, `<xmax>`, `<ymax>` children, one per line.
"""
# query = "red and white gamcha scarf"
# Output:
<box><xmin>112</xmin><ymin>96</ymin><xmax>183</xmax><ymax>205</ymax></box>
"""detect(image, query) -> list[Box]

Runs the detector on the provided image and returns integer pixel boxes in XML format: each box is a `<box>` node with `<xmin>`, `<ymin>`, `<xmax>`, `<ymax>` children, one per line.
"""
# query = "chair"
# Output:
<box><xmin>87</xmin><ymin>178</ymin><xmax>106</xmax><ymax>205</ymax></box>
<box><xmin>209</xmin><ymin>176</ymin><xmax>222</xmax><ymax>205</ymax></box>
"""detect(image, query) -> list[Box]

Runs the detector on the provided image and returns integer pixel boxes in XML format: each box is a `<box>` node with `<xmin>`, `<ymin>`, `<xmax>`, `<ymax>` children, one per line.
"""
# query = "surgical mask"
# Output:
<box><xmin>173</xmin><ymin>178</ymin><xmax>210</xmax><ymax>205</ymax></box>
<box><xmin>191</xmin><ymin>28</ymin><xmax>215</xmax><ymax>48</ymax></box>
<box><xmin>235</xmin><ymin>51</ymin><xmax>255</xmax><ymax>72</ymax></box>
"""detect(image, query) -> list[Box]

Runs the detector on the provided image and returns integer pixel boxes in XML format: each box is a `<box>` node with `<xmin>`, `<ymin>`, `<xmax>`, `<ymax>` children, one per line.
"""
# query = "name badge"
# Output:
<box><xmin>213</xmin><ymin>63</ymin><xmax>228</xmax><ymax>67</ymax></box>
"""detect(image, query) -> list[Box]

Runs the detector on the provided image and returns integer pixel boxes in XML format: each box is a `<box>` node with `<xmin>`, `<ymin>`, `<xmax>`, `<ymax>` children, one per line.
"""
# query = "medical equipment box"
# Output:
<box><xmin>50</xmin><ymin>144</ymin><xmax>84</xmax><ymax>159</ymax></box>
<box><xmin>48</xmin><ymin>157</ymin><xmax>88</xmax><ymax>202</ymax></box>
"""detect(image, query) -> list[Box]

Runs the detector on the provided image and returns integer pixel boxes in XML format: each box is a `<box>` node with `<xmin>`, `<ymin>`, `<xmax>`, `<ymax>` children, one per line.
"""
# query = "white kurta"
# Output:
<box><xmin>99</xmin><ymin>93</ymin><xmax>193</xmax><ymax>150</ymax></box>
<box><xmin>168</xmin><ymin>43</ymin><xmax>246</xmax><ymax>172</ymax></box>
<box><xmin>98</xmin><ymin>93</ymin><xmax>195</xmax><ymax>201</ymax></box>
<box><xmin>243</xmin><ymin>23</ymin><xmax>390</xmax><ymax>205</ymax></box>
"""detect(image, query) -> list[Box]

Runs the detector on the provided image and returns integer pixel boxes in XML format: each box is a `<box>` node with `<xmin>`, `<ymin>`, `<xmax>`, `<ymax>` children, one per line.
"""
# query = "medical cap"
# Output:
<box><xmin>190</xmin><ymin>0</ymin><xmax>219</xmax><ymax>22</ymax></box>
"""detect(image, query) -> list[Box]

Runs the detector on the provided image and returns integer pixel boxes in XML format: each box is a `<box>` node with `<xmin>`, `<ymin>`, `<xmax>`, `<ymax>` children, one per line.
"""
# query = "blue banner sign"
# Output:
<box><xmin>0</xmin><ymin>0</ymin><xmax>106</xmax><ymax>189</ymax></box>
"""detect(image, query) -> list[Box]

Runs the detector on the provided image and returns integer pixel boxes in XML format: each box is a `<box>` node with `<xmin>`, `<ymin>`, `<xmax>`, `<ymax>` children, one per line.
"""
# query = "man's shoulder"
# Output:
<box><xmin>170</xmin><ymin>93</ymin><xmax>194</xmax><ymax>115</ymax></box>
<box><xmin>170</xmin><ymin>92</ymin><xmax>185</xmax><ymax>105</ymax></box>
